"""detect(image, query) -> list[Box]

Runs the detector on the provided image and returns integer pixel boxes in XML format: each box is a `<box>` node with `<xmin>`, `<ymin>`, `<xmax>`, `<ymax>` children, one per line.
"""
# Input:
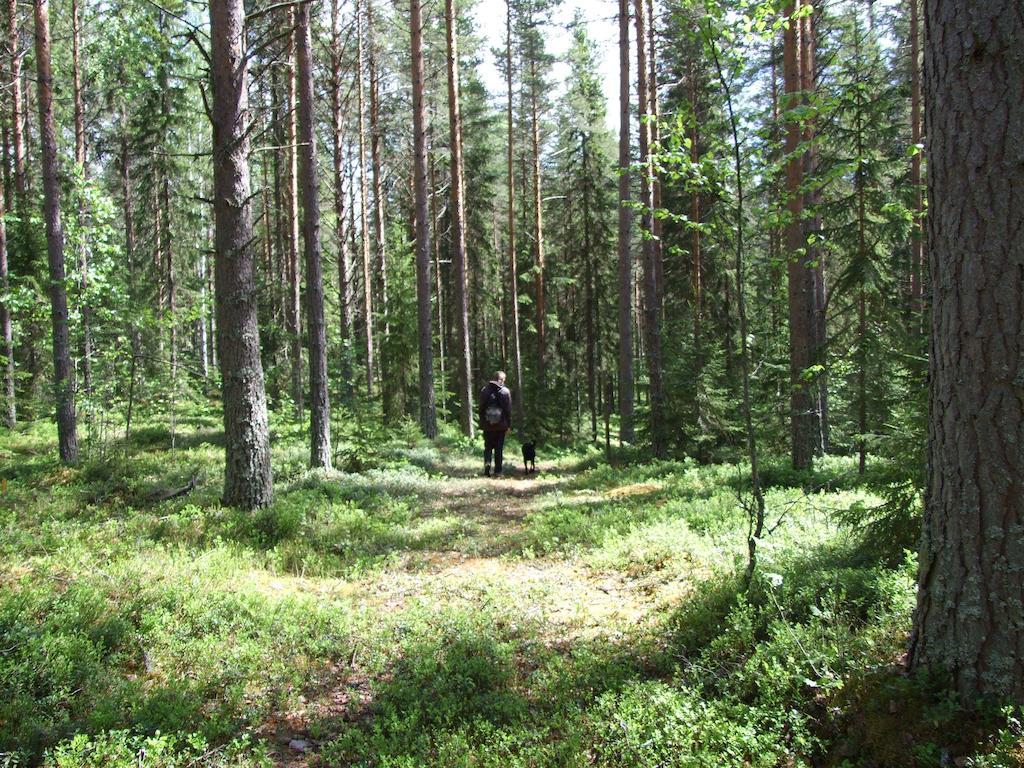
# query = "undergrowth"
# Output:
<box><xmin>0</xmin><ymin>418</ymin><xmax>1020</xmax><ymax>767</ymax></box>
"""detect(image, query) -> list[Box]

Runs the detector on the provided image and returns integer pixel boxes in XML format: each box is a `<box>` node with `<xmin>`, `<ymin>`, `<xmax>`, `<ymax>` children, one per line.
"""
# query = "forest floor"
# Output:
<box><xmin>261</xmin><ymin>451</ymin><xmax>698</xmax><ymax>767</ymax></box>
<box><xmin>1</xmin><ymin>413</ymin><xmax>1018</xmax><ymax>767</ymax></box>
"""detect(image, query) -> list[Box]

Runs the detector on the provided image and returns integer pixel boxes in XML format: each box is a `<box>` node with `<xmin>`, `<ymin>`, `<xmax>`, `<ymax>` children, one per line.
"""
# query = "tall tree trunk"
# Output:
<box><xmin>505</xmin><ymin>0</ymin><xmax>523</xmax><ymax>433</ymax></box>
<box><xmin>367</xmin><ymin>0</ymin><xmax>388</xmax><ymax>332</ymax></box>
<box><xmin>285</xmin><ymin>13</ymin><xmax>303</xmax><ymax>419</ymax></box>
<box><xmin>330</xmin><ymin>0</ymin><xmax>353</xmax><ymax>403</ymax></box>
<box><xmin>295</xmin><ymin>1</ymin><xmax>331</xmax><ymax>468</ymax></box>
<box><xmin>801</xmin><ymin>5</ymin><xmax>828</xmax><ymax>456</ymax></box>
<box><xmin>689</xmin><ymin>65</ymin><xmax>703</xmax><ymax>450</ymax></box>
<box><xmin>71</xmin><ymin>0</ymin><xmax>92</xmax><ymax>396</ymax></box>
<box><xmin>529</xmin><ymin>56</ymin><xmax>546</xmax><ymax>397</ymax></box>
<box><xmin>646</xmin><ymin>0</ymin><xmax>664</xmax><ymax>312</ymax></box>
<box><xmin>445</xmin><ymin>0</ymin><xmax>474</xmax><ymax>439</ymax></box>
<box><xmin>34</xmin><ymin>0</ymin><xmax>78</xmax><ymax>464</ymax></box>
<box><xmin>634</xmin><ymin>0</ymin><xmax>665</xmax><ymax>457</ymax></box>
<box><xmin>909</xmin><ymin>0</ymin><xmax>1024</xmax><ymax>702</ymax></box>
<box><xmin>783</xmin><ymin>0</ymin><xmax>815</xmax><ymax>470</ymax></box>
<box><xmin>197</xmin><ymin>252</ymin><xmax>209</xmax><ymax>381</ymax></box>
<box><xmin>0</xmin><ymin>129</ymin><xmax>11</xmax><ymax>428</ymax></box>
<box><xmin>8</xmin><ymin>0</ymin><xmax>24</xmax><ymax>206</ymax></box>
<box><xmin>853</xmin><ymin>11</ymin><xmax>868</xmax><ymax>475</ymax></box>
<box><xmin>584</xmin><ymin>145</ymin><xmax>597</xmax><ymax>442</ymax></box>
<box><xmin>5</xmin><ymin>0</ymin><xmax>21</xmax><ymax>424</ymax></box>
<box><xmin>410</xmin><ymin>0</ymin><xmax>437</xmax><ymax>439</ymax></box>
<box><xmin>355</xmin><ymin>0</ymin><xmax>375</xmax><ymax>397</ymax></box>
<box><xmin>616</xmin><ymin>0</ymin><xmax>634</xmax><ymax>445</ymax></box>
<box><xmin>161</xmin><ymin>174</ymin><xmax>177</xmax><ymax>385</ymax></box>
<box><xmin>704</xmin><ymin>18</ymin><xmax>765</xmax><ymax>584</ymax></box>
<box><xmin>909</xmin><ymin>0</ymin><xmax>924</xmax><ymax>313</ymax></box>
<box><xmin>209</xmin><ymin>0</ymin><xmax>273</xmax><ymax>509</ymax></box>
<box><xmin>0</xmin><ymin>7</ymin><xmax>13</xmax><ymax>428</ymax></box>
<box><xmin>121</xmin><ymin>115</ymin><xmax>140</xmax><ymax>444</ymax></box>
<box><xmin>429</xmin><ymin>148</ymin><xmax>446</xmax><ymax>420</ymax></box>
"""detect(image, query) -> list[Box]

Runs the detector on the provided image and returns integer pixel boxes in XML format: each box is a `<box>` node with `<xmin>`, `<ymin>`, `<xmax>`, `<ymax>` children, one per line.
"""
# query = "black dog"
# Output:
<box><xmin>522</xmin><ymin>441</ymin><xmax>536</xmax><ymax>474</ymax></box>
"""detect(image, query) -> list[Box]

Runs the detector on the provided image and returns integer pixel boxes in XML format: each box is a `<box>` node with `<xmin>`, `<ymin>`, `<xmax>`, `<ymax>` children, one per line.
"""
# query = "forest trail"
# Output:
<box><xmin>263</xmin><ymin>451</ymin><xmax>691</xmax><ymax>765</ymax></box>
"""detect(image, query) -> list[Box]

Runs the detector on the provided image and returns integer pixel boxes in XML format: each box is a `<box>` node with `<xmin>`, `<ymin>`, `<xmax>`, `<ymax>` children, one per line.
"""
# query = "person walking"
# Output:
<box><xmin>479</xmin><ymin>370</ymin><xmax>512</xmax><ymax>477</ymax></box>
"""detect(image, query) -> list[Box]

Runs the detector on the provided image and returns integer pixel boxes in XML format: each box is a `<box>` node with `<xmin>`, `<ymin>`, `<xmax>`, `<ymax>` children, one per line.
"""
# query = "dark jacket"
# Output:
<box><xmin>479</xmin><ymin>381</ymin><xmax>512</xmax><ymax>433</ymax></box>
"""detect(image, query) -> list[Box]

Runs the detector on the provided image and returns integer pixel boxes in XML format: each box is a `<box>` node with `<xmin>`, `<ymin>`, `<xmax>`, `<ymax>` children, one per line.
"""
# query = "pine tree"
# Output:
<box><xmin>295</xmin><ymin>0</ymin><xmax>331</xmax><ymax>468</ymax></box>
<box><xmin>910</xmin><ymin>0</ymin><xmax>1024</xmax><ymax>702</ymax></box>
<box><xmin>34</xmin><ymin>0</ymin><xmax>78</xmax><ymax>464</ymax></box>
<box><xmin>209</xmin><ymin>0</ymin><xmax>273</xmax><ymax>508</ymax></box>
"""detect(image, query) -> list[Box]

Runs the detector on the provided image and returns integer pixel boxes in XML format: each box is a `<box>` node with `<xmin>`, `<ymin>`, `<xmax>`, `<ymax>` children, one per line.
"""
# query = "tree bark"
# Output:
<box><xmin>908</xmin><ymin>0</ymin><xmax>1024</xmax><ymax>703</ymax></box>
<box><xmin>445</xmin><ymin>0</ymin><xmax>475</xmax><ymax>439</ymax></box>
<box><xmin>529</xmin><ymin>55</ymin><xmax>546</xmax><ymax>396</ymax></box>
<box><xmin>285</xmin><ymin>12</ymin><xmax>303</xmax><ymax>420</ymax></box>
<box><xmin>71</xmin><ymin>0</ymin><xmax>92</xmax><ymax>396</ymax></box>
<box><xmin>121</xmin><ymin>114</ymin><xmax>140</xmax><ymax>444</ymax></box>
<box><xmin>8</xmin><ymin>0</ymin><xmax>24</xmax><ymax>207</ymax></box>
<box><xmin>0</xmin><ymin>124</ymin><xmax>11</xmax><ymax>428</ymax></box>
<box><xmin>34</xmin><ymin>0</ymin><xmax>78</xmax><ymax>463</ymax></box>
<box><xmin>295</xmin><ymin>1</ymin><xmax>331</xmax><ymax>468</ymax></box>
<box><xmin>209</xmin><ymin>0</ymin><xmax>273</xmax><ymax>509</ymax></box>
<box><xmin>616</xmin><ymin>0</ymin><xmax>634</xmax><ymax>445</ymax></box>
<box><xmin>505</xmin><ymin>0</ymin><xmax>523</xmax><ymax>433</ymax></box>
<box><xmin>410</xmin><ymin>0</ymin><xmax>437</xmax><ymax>439</ymax></box>
<box><xmin>646</xmin><ymin>0</ymin><xmax>664</xmax><ymax>313</ymax></box>
<box><xmin>330</xmin><ymin>0</ymin><xmax>353</xmax><ymax>403</ymax></box>
<box><xmin>634</xmin><ymin>0</ymin><xmax>665</xmax><ymax>457</ymax></box>
<box><xmin>801</xmin><ymin>5</ymin><xmax>828</xmax><ymax>457</ymax></box>
<box><xmin>367</xmin><ymin>0</ymin><xmax>388</xmax><ymax>333</ymax></box>
<box><xmin>784</xmin><ymin>0</ymin><xmax>815</xmax><ymax>470</ymax></box>
<box><xmin>355</xmin><ymin>0</ymin><xmax>375</xmax><ymax>397</ymax></box>
<box><xmin>0</xmin><ymin>3</ymin><xmax>12</xmax><ymax>428</ymax></box>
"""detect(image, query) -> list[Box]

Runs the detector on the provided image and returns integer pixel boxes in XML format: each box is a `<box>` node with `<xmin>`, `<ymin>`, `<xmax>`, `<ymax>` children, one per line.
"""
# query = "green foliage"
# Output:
<box><xmin>0</xmin><ymin>421</ymin><xmax>1017</xmax><ymax>766</ymax></box>
<box><xmin>45</xmin><ymin>730</ymin><xmax>269</xmax><ymax>768</ymax></box>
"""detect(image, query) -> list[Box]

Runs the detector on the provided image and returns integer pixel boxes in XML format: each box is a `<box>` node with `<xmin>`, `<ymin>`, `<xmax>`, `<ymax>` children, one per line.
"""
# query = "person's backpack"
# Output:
<box><xmin>483</xmin><ymin>386</ymin><xmax>504</xmax><ymax>427</ymax></box>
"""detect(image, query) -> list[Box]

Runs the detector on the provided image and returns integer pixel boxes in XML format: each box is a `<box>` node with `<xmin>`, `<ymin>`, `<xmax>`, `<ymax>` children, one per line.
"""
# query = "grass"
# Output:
<box><xmin>0</xmin><ymin>416</ymin><xmax>1020</xmax><ymax>767</ymax></box>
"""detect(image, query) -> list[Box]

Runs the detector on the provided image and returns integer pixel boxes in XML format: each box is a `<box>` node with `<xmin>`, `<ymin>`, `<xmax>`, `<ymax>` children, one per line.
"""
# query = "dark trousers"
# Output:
<box><xmin>484</xmin><ymin>430</ymin><xmax>506</xmax><ymax>472</ymax></box>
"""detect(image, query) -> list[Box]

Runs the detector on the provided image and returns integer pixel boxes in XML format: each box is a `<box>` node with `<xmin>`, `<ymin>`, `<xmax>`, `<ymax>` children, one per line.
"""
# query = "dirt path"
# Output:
<box><xmin>263</xmin><ymin>455</ymin><xmax>684</xmax><ymax>765</ymax></box>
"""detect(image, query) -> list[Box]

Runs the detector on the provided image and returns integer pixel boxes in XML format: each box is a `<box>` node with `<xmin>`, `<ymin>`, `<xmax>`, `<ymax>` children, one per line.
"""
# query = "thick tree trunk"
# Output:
<box><xmin>295</xmin><ymin>1</ymin><xmax>331</xmax><ymax>468</ymax></box>
<box><xmin>34</xmin><ymin>0</ymin><xmax>78</xmax><ymax>463</ymax></box>
<box><xmin>410</xmin><ymin>0</ymin><xmax>437</xmax><ymax>439</ymax></box>
<box><xmin>355</xmin><ymin>0</ymin><xmax>375</xmax><ymax>397</ymax></box>
<box><xmin>634</xmin><ymin>0</ymin><xmax>665</xmax><ymax>457</ymax></box>
<box><xmin>209</xmin><ymin>0</ymin><xmax>273</xmax><ymax>509</ymax></box>
<box><xmin>445</xmin><ymin>0</ymin><xmax>474</xmax><ymax>439</ymax></box>
<box><xmin>909</xmin><ymin>0</ymin><xmax>1024</xmax><ymax>703</ymax></box>
<box><xmin>505</xmin><ymin>0</ymin><xmax>523</xmax><ymax>433</ymax></box>
<box><xmin>784</xmin><ymin>0</ymin><xmax>816</xmax><ymax>470</ymax></box>
<box><xmin>616</xmin><ymin>0</ymin><xmax>634</xmax><ymax>445</ymax></box>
